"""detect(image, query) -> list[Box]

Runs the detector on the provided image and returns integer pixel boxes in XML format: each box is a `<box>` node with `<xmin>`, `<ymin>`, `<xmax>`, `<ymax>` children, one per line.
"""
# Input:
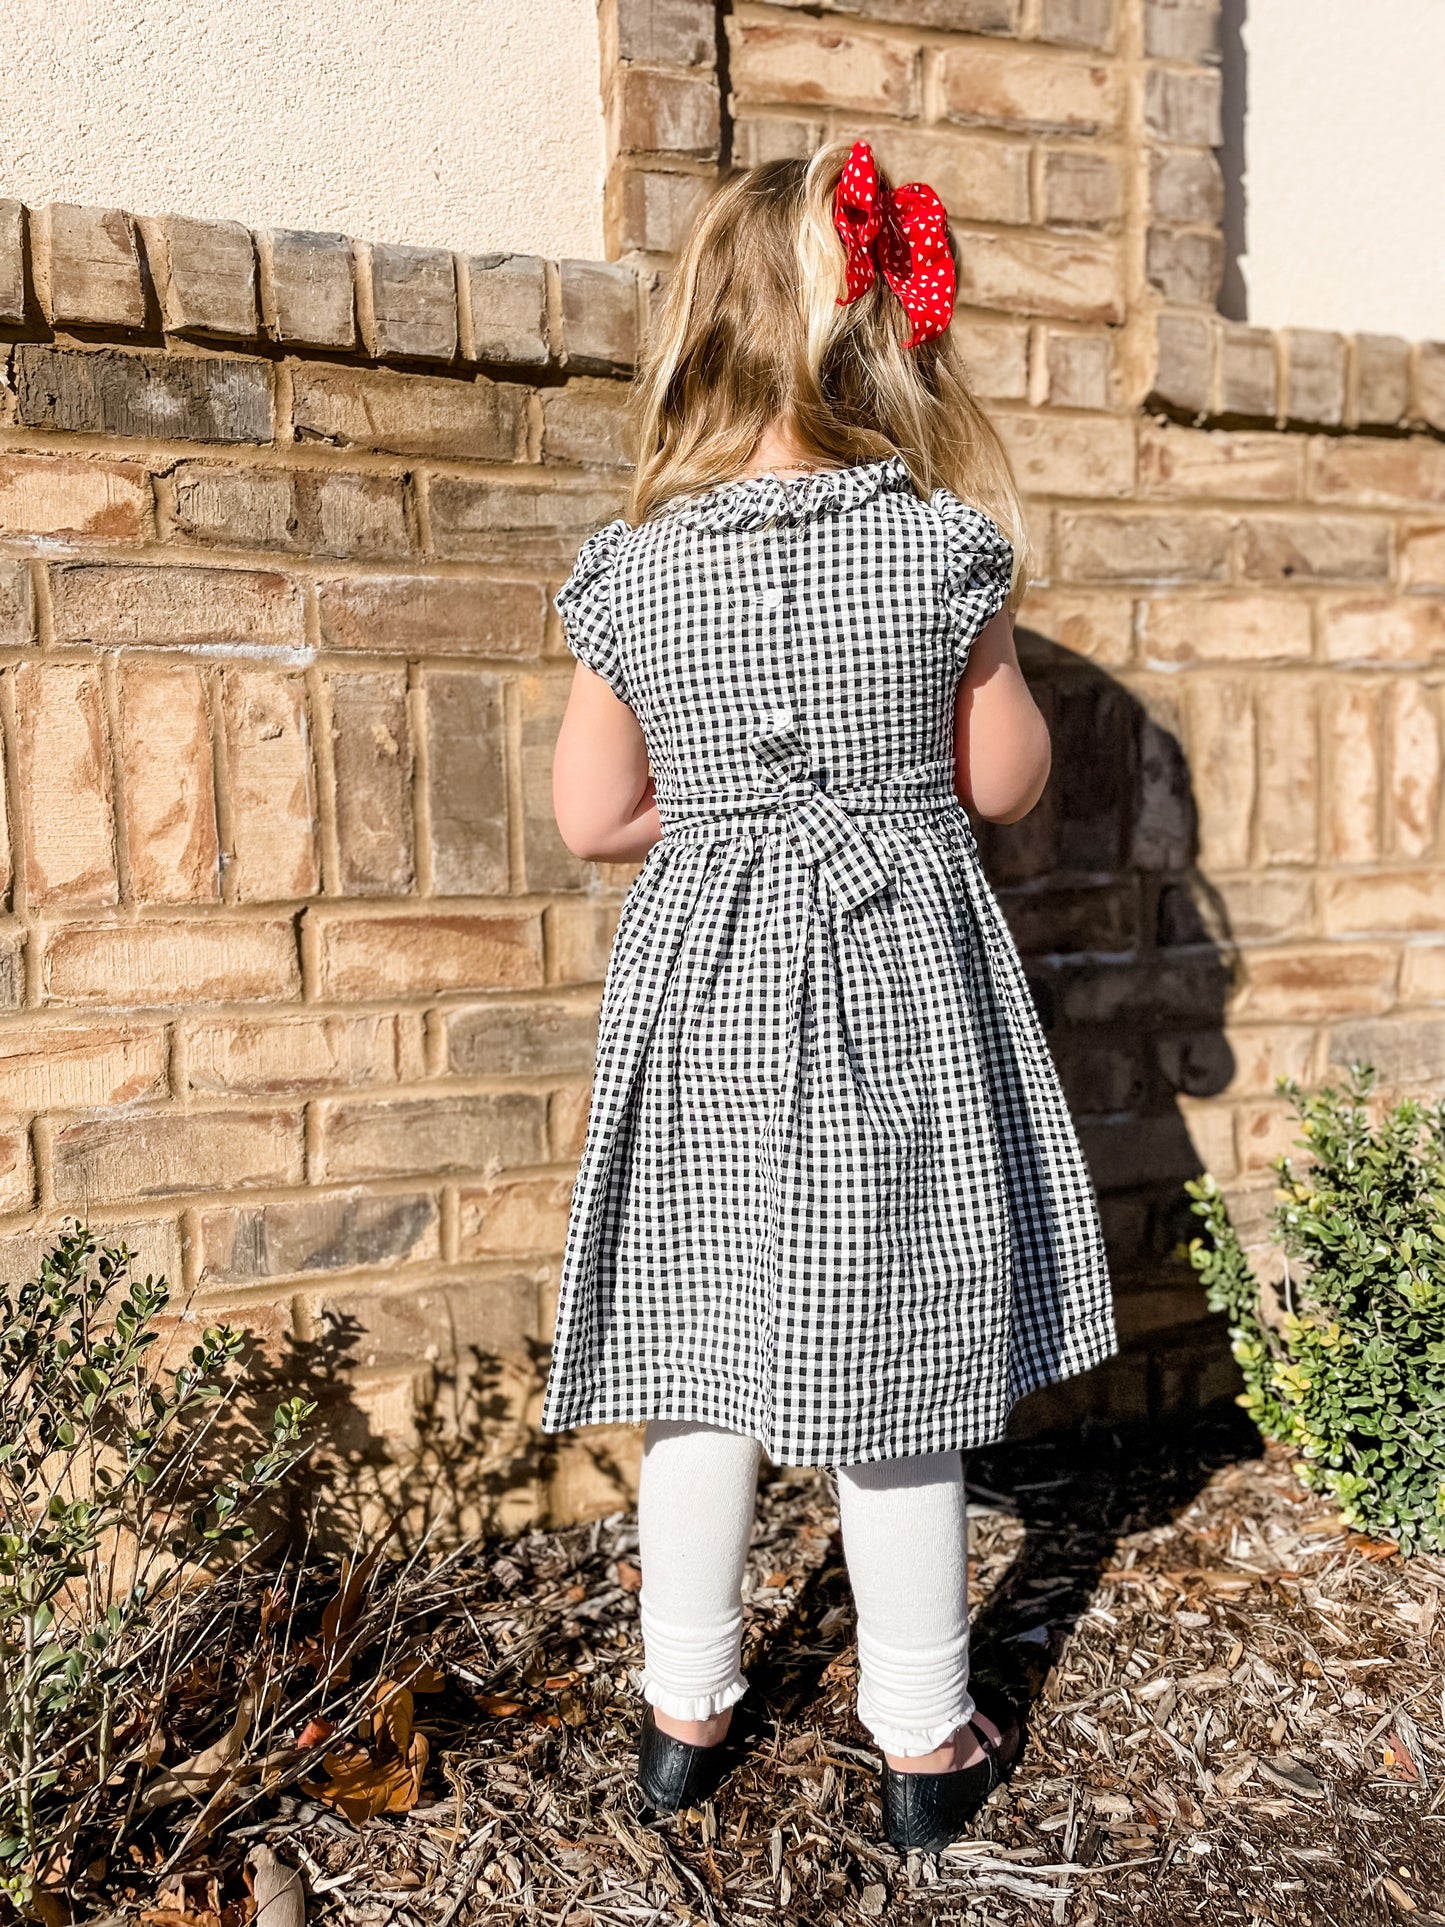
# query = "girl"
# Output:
<box><xmin>544</xmin><ymin>140</ymin><xmax>1116</xmax><ymax>1852</ymax></box>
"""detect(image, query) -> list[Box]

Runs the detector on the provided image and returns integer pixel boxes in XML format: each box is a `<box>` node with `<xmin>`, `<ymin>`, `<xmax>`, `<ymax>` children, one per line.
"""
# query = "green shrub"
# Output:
<box><xmin>0</xmin><ymin>1226</ymin><xmax>312</xmax><ymax>1913</ymax></box>
<box><xmin>1186</xmin><ymin>1066</ymin><xmax>1445</xmax><ymax>1555</ymax></box>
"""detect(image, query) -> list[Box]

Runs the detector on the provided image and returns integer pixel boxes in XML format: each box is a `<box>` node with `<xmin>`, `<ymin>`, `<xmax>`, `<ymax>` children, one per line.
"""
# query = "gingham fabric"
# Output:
<box><xmin>540</xmin><ymin>455</ymin><xmax>1117</xmax><ymax>1466</ymax></box>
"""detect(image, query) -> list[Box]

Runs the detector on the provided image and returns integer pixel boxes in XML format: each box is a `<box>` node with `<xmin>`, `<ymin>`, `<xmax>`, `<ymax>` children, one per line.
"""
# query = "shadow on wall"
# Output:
<box><xmin>985</xmin><ymin>632</ymin><xmax>1243</xmax><ymax>1435</ymax></box>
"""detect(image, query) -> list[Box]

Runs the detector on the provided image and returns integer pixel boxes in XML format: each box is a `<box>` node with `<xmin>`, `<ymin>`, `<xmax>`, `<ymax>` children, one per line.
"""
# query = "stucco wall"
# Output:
<box><xmin>3</xmin><ymin>0</ymin><xmax>606</xmax><ymax>260</ymax></box>
<box><xmin>1236</xmin><ymin>0</ymin><xmax>1445</xmax><ymax>337</ymax></box>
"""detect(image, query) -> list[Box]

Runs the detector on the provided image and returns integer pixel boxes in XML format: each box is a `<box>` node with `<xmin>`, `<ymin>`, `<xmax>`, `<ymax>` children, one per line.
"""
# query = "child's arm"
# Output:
<box><xmin>953</xmin><ymin>609</ymin><xmax>1051</xmax><ymax>824</ymax></box>
<box><xmin>553</xmin><ymin>663</ymin><xmax>661</xmax><ymax>863</ymax></box>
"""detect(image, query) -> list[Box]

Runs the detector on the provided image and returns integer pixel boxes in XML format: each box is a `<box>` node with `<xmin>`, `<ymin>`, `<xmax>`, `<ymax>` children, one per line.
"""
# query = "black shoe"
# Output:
<box><xmin>635</xmin><ymin>1706</ymin><xmax>736</xmax><ymax>1813</ymax></box>
<box><xmin>879</xmin><ymin>1684</ymin><xmax>1023</xmax><ymax>1854</ymax></box>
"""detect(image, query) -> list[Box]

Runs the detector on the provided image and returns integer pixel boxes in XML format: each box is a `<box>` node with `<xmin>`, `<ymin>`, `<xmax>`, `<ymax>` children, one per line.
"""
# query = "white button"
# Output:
<box><xmin>767</xmin><ymin>705</ymin><xmax>793</xmax><ymax>729</ymax></box>
<box><xmin>762</xmin><ymin>587</ymin><xmax>785</xmax><ymax>610</ymax></box>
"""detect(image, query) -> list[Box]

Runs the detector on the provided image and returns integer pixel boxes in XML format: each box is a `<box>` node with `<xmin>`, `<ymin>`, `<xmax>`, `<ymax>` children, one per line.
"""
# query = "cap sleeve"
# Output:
<box><xmin>555</xmin><ymin>518</ymin><xmax>633</xmax><ymax>705</ymax></box>
<box><xmin>930</xmin><ymin>488</ymin><xmax>1015</xmax><ymax>669</ymax></box>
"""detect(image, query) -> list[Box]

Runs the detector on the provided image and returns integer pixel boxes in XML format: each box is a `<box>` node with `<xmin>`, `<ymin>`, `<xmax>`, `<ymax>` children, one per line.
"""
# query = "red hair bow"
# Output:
<box><xmin>833</xmin><ymin>140</ymin><xmax>956</xmax><ymax>349</ymax></box>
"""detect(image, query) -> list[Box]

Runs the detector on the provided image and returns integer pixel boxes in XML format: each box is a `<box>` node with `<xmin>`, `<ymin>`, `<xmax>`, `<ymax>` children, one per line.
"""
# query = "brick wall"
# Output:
<box><xmin>2</xmin><ymin>0</ymin><xmax>1442</xmax><ymax>1527</ymax></box>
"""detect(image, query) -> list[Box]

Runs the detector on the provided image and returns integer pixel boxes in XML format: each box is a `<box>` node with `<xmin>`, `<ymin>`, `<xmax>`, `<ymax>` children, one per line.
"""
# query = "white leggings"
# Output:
<box><xmin>636</xmin><ymin>1420</ymin><xmax>973</xmax><ymax>1758</ymax></box>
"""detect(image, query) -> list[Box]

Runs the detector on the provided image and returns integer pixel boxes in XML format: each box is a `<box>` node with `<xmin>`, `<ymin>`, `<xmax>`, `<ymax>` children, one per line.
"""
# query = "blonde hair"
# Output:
<box><xmin>627</xmin><ymin>139</ymin><xmax>1032</xmax><ymax>608</ymax></box>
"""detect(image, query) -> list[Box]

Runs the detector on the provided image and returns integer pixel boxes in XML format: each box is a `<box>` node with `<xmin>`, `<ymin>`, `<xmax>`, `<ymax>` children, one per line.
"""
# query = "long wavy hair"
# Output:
<box><xmin>627</xmin><ymin>139</ymin><xmax>1032</xmax><ymax>608</ymax></box>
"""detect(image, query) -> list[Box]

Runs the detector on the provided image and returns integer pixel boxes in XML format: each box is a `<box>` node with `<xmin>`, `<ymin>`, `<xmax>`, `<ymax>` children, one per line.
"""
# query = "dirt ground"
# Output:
<box><xmin>150</xmin><ymin>1403</ymin><xmax>1440</xmax><ymax>1927</ymax></box>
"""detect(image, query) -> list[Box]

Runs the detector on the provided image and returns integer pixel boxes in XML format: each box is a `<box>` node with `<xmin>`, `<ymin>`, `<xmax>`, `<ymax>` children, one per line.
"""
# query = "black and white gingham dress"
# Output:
<box><xmin>541</xmin><ymin>456</ymin><xmax>1116</xmax><ymax>1466</ymax></box>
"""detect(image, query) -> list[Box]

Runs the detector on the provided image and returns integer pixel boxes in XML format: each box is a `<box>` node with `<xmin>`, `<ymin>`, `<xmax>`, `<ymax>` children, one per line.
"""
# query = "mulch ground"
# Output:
<box><xmin>162</xmin><ymin>1406</ymin><xmax>1443</xmax><ymax>1927</ymax></box>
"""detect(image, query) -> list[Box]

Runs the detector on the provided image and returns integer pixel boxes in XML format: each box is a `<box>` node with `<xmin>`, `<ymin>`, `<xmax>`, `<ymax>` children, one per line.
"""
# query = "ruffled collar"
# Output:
<box><xmin>659</xmin><ymin>454</ymin><xmax>919</xmax><ymax>532</ymax></box>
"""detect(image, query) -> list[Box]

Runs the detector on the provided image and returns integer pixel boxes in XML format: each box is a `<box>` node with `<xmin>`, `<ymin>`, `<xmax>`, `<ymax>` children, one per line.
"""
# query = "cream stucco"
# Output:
<box><xmin>3</xmin><ymin>0</ymin><xmax>606</xmax><ymax>261</ymax></box>
<box><xmin>1236</xmin><ymin>0</ymin><xmax>1445</xmax><ymax>338</ymax></box>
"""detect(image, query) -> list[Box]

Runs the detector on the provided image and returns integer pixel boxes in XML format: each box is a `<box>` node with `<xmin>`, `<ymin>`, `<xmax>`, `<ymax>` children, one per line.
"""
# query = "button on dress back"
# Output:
<box><xmin>542</xmin><ymin>456</ymin><xmax>1116</xmax><ymax>1466</ymax></box>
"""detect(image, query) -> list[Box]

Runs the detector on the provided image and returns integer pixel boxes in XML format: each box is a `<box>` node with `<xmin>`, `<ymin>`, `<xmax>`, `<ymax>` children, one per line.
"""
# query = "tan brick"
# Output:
<box><xmin>0</xmin><ymin>1216</ymin><xmax>182</xmax><ymax>1291</ymax></box>
<box><xmin>0</xmin><ymin>565</ymin><xmax>33</xmax><ymax>647</ymax></box>
<box><xmin>518</xmin><ymin>675</ymin><xmax>591</xmax><ymax>892</ymax></box>
<box><xmin>729</xmin><ymin>117</ymin><xmax>822</xmax><ymax>169</ymax></box>
<box><xmin>547</xmin><ymin>900</ymin><xmax>623</xmax><ymax>985</ymax></box>
<box><xmin>220</xmin><ymin>670</ymin><xmax>318</xmax><ymax>901</ymax></box>
<box><xmin>939</xmin><ymin>44</ymin><xmax>1119</xmax><ymax>134</ymax></box>
<box><xmin>1317</xmin><ymin>595</ymin><xmax>1445</xmax><ymax>665</ymax></box>
<box><xmin>1236</xmin><ymin>1099</ymin><xmax>1303</xmax><ymax>1173</ymax></box>
<box><xmin>1354</xmin><ymin>334</ymin><xmax>1411</xmax><ymax>427</ymax></box>
<box><xmin>731</xmin><ymin>22</ymin><xmax>919</xmax><ymax>116</ymax></box>
<box><xmin>1041</xmin><ymin>150</ymin><xmax>1122</xmax><ymax>228</ymax></box>
<box><xmin>1255</xmin><ymin>683</ymin><xmax>1318</xmax><ymax>864</ymax></box>
<box><xmin>317</xmin><ymin>573</ymin><xmax>546</xmax><ymax>658</ymax></box>
<box><xmin>117</xmin><ymin>662</ymin><xmax>220</xmax><ymax>903</ymax></box>
<box><xmin>1138</xmin><ymin>422</ymin><xmax>1301</xmax><ymax>502</ymax></box>
<box><xmin>443</xmin><ymin>999</ymin><xmax>598</xmax><ymax>1077</ymax></box>
<box><xmin>1145</xmin><ymin>226</ymin><xmax>1222</xmax><ymax>307</ymax></box>
<box><xmin>847</xmin><ymin>0</ymin><xmax>1019</xmax><ymax>24</ymax></box>
<box><xmin>428</xmin><ymin>480</ymin><xmax>627</xmax><ymax>564</ymax></box>
<box><xmin>200</xmin><ymin>1189</ymin><xmax>439</xmax><ymax>1284</ymax></box>
<box><xmin>547</xmin><ymin>1422</ymin><xmax>643</xmax><ymax>1525</ymax></box>
<box><xmin>1284</xmin><ymin>329</ymin><xmax>1347</xmax><ymax>428</ymax></box>
<box><xmin>0</xmin><ymin>1129</ymin><xmax>33</xmax><ymax>1216</ymax></box>
<box><xmin>1308</xmin><ymin>435</ymin><xmax>1445</xmax><ymax>510</ymax></box>
<box><xmin>40</xmin><ymin>917</ymin><xmax>299</xmax><ymax>1007</ymax></box>
<box><xmin>14</xmin><ymin>663</ymin><xmax>117</xmax><ymax>910</ymax></box>
<box><xmin>170</xmin><ymin>465</ymin><xmax>297</xmax><ymax>550</ymax></box>
<box><xmin>1237</xmin><ymin>516</ymin><xmax>1390</xmax><ymax>584</ymax></box>
<box><xmin>1215</xmin><ymin>1025</ymin><xmax>1317</xmax><ymax>1098</ymax></box>
<box><xmin>1385</xmin><ymin>682</ymin><xmax>1441</xmax><ymax>860</ymax></box>
<box><xmin>39</xmin><ymin>204</ymin><xmax>145</xmax><ymax>329</ymax></box>
<box><xmin>51</xmin><ymin>1108</ymin><xmax>304</xmax><ymax>1204</ymax></box>
<box><xmin>0</xmin><ymin>936</ymin><xmax>29</xmax><ymax>1012</ymax></box>
<box><xmin>1136</xmin><ymin>593</ymin><xmax>1310</xmax><ymax>665</ymax></box>
<box><xmin>611</xmin><ymin>0</ymin><xmax>716</xmax><ymax>66</ymax></box>
<box><xmin>999</xmin><ymin>884</ymin><xmax>1137</xmax><ymax>957</ymax></box>
<box><xmin>317</xmin><ymin>474</ymin><xmax>413</xmax><ymax>559</ymax></box>
<box><xmin>50</xmin><ymin>562</ymin><xmax>303</xmax><ymax>650</ymax></box>
<box><xmin>1400</xmin><ymin>524</ymin><xmax>1445</xmax><ymax>591</ymax></box>
<box><xmin>315</xmin><ymin>1093</ymin><xmax>547</xmax><ymax>1182</ymax></box>
<box><xmin>997</xmin><ymin>413</ymin><xmax>1134</xmax><ymax>499</ymax></box>
<box><xmin>607</xmin><ymin>166</ymin><xmax>713</xmax><ymax>259</ymax></box>
<box><xmin>1144</xmin><ymin>0</ymin><xmax>1219</xmax><ymax>60</ymax></box>
<box><xmin>549</xmin><ymin>1081</ymin><xmax>593</xmax><ymax>1159</ymax></box>
<box><xmin>367</xmin><ymin>243</ymin><xmax>458</xmax><ymax>362</ymax></box>
<box><xmin>558</xmin><ymin>261</ymin><xmax>639</xmax><ymax>375</ymax></box>
<box><xmin>1186</xmin><ymin>677</ymin><xmax>1254</xmax><ymax>868</ymax></box>
<box><xmin>13</xmin><ymin>344</ymin><xmax>273</xmax><ymax>445</ymax></box>
<box><xmin>612</xmin><ymin>67</ymin><xmax>719</xmax><ymax>158</ymax></box>
<box><xmin>1233</xmin><ymin>945</ymin><xmax>1397</xmax><ymax>1020</ymax></box>
<box><xmin>291</xmin><ymin>364</ymin><xmax>524</xmax><ymax>460</ymax></box>
<box><xmin>1144</xmin><ymin>67</ymin><xmax>1222</xmax><ymax>145</ymax></box>
<box><xmin>1322</xmin><ymin>683</ymin><xmax>1380</xmax><ymax>863</ymax></box>
<box><xmin>261</xmin><ymin>230</ymin><xmax>356</xmax><ymax>349</ymax></box>
<box><xmin>152</xmin><ymin>215</ymin><xmax>258</xmax><ymax>338</ymax></box>
<box><xmin>328</xmin><ymin>670</ymin><xmax>414</xmax><ymax>895</ymax></box>
<box><xmin>954</xmin><ymin>318</ymin><xmax>1030</xmax><ymax>400</ymax></box>
<box><xmin>1402</xmin><ymin>945</ymin><xmax>1445</xmax><ymax>1004</ymax></box>
<box><xmin>1077</xmin><ymin>1113</ymin><xmax>1209</xmax><ymax>1193</ymax></box>
<box><xmin>0</xmin><ymin>455</ymin><xmax>150</xmax><ymax>542</ymax></box>
<box><xmin>425</xmin><ymin>671</ymin><xmax>509</xmax><ymax>895</ymax></box>
<box><xmin>310</xmin><ymin>910</ymin><xmax>543</xmax><ymax>1000</ymax></box>
<box><xmin>1040</xmin><ymin>0</ymin><xmax>1113</xmax><ymax>46</ymax></box>
<box><xmin>1326</xmin><ymin>1015</ymin><xmax>1445</xmax><ymax>1090</ymax></box>
<box><xmin>1016</xmin><ymin>589</ymin><xmax>1131</xmax><ymax>665</ymax></box>
<box><xmin>0</xmin><ymin>201</ymin><xmax>24</xmax><ymax>324</ymax></box>
<box><xmin>1151</xmin><ymin>312</ymin><xmax>1214</xmax><ymax>416</ymax></box>
<box><xmin>850</xmin><ymin>126</ymin><xmax>1031</xmax><ymax>227</ymax></box>
<box><xmin>1321</xmin><ymin>871</ymin><xmax>1440</xmax><ymax>937</ymax></box>
<box><xmin>1225</xmin><ymin>327</ymin><xmax>1279</xmax><ymax>422</ymax></box>
<box><xmin>185</xmin><ymin>1012</ymin><xmax>403</xmax><ymax>1095</ymax></box>
<box><xmin>956</xmin><ymin>230</ymin><xmax>1123</xmax><ymax>324</ymax></box>
<box><xmin>1414</xmin><ymin>342</ymin><xmax>1445</xmax><ymax>432</ymax></box>
<box><xmin>0</xmin><ymin>1024</ymin><xmax>167</xmax><ymax>1113</ymax></box>
<box><xmin>463</xmin><ymin>254</ymin><xmax>549</xmax><ymax>366</ymax></box>
<box><xmin>458</xmin><ymin>1172</ymin><xmax>574</xmax><ymax>1258</ymax></box>
<box><xmin>1149</xmin><ymin>148</ymin><xmax>1223</xmax><ymax>227</ymax></box>
<box><xmin>1210</xmin><ymin>873</ymin><xmax>1316</xmax><ymax>944</ymax></box>
<box><xmin>542</xmin><ymin>381</ymin><xmax>632</xmax><ymax>468</ymax></box>
<box><xmin>1058</xmin><ymin>509</ymin><xmax>1229</xmax><ymax>582</ymax></box>
<box><xmin>1045</xmin><ymin>331</ymin><xmax>1111</xmax><ymax>409</ymax></box>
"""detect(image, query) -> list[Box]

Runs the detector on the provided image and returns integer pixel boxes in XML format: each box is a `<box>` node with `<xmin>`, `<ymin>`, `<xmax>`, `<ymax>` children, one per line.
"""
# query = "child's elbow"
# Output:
<box><xmin>975</xmin><ymin>726</ymin><xmax>1052</xmax><ymax>825</ymax></box>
